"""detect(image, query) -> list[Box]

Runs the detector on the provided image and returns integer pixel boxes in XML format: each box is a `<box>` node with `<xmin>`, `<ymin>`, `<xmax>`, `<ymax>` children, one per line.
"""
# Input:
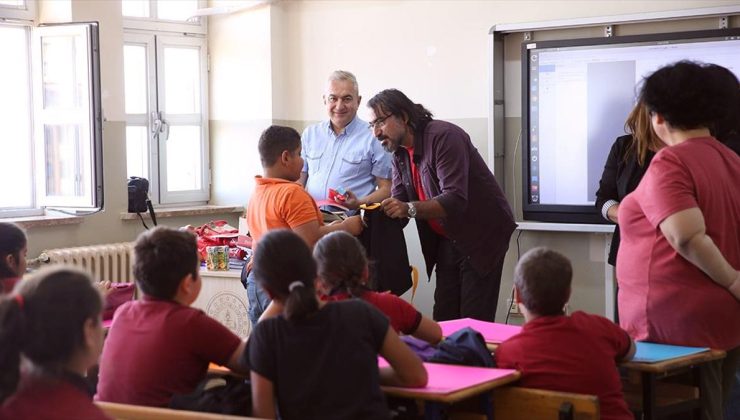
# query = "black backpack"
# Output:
<box><xmin>169</xmin><ymin>374</ymin><xmax>252</xmax><ymax>416</ymax></box>
<box><xmin>127</xmin><ymin>176</ymin><xmax>157</xmax><ymax>228</ymax></box>
<box><xmin>429</xmin><ymin>327</ymin><xmax>494</xmax><ymax>367</ymax></box>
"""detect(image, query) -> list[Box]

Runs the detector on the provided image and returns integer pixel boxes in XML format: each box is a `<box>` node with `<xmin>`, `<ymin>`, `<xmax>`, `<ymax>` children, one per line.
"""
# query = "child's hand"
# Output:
<box><xmin>96</xmin><ymin>280</ymin><xmax>114</xmax><ymax>297</ymax></box>
<box><xmin>342</xmin><ymin>215</ymin><xmax>364</xmax><ymax>236</ymax></box>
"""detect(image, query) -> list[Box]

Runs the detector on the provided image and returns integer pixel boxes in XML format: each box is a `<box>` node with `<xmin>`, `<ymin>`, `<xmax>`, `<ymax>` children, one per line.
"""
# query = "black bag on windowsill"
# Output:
<box><xmin>127</xmin><ymin>176</ymin><xmax>157</xmax><ymax>229</ymax></box>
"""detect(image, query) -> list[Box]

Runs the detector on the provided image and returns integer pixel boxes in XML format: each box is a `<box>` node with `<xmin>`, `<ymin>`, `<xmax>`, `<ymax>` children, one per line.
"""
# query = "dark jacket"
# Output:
<box><xmin>595</xmin><ymin>135</ymin><xmax>655</xmax><ymax>266</ymax></box>
<box><xmin>357</xmin><ymin>208</ymin><xmax>412</xmax><ymax>296</ymax></box>
<box><xmin>391</xmin><ymin>120</ymin><xmax>516</xmax><ymax>278</ymax></box>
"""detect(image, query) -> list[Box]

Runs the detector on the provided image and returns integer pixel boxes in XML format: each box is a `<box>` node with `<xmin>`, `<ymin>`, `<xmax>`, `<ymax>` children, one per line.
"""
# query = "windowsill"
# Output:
<box><xmin>120</xmin><ymin>204</ymin><xmax>244</xmax><ymax>221</ymax></box>
<box><xmin>4</xmin><ymin>213</ymin><xmax>85</xmax><ymax>229</ymax></box>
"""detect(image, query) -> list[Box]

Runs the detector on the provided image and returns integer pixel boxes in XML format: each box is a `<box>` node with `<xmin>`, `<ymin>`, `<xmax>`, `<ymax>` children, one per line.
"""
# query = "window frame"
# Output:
<box><xmin>122</xmin><ymin>0</ymin><xmax>207</xmax><ymax>35</ymax></box>
<box><xmin>0</xmin><ymin>0</ymin><xmax>35</xmax><ymax>21</ymax></box>
<box><xmin>123</xmin><ymin>31</ymin><xmax>210</xmax><ymax>206</ymax></box>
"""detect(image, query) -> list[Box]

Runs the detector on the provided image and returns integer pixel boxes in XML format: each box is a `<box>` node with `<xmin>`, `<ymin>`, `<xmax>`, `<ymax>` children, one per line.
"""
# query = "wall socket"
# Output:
<box><xmin>506</xmin><ymin>298</ymin><xmax>522</xmax><ymax>316</ymax></box>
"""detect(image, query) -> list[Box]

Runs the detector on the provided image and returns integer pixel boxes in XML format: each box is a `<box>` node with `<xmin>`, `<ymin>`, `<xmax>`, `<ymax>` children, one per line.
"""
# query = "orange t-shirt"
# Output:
<box><xmin>246</xmin><ymin>176</ymin><xmax>324</xmax><ymax>245</ymax></box>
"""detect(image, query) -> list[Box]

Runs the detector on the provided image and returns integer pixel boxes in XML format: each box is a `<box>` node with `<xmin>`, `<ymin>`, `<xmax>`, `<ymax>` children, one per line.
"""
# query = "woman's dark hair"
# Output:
<box><xmin>133</xmin><ymin>226</ymin><xmax>199</xmax><ymax>300</ymax></box>
<box><xmin>367</xmin><ymin>89</ymin><xmax>433</xmax><ymax>133</ymax></box>
<box><xmin>0</xmin><ymin>267</ymin><xmax>102</xmax><ymax>403</ymax></box>
<box><xmin>0</xmin><ymin>223</ymin><xmax>27</xmax><ymax>279</ymax></box>
<box><xmin>640</xmin><ymin>61</ymin><xmax>737</xmax><ymax>131</ymax></box>
<box><xmin>514</xmin><ymin>247</ymin><xmax>572</xmax><ymax>317</ymax></box>
<box><xmin>314</xmin><ymin>231</ymin><xmax>368</xmax><ymax>298</ymax></box>
<box><xmin>252</xmin><ymin>230</ymin><xmax>318</xmax><ymax>321</ymax></box>
<box><xmin>704</xmin><ymin>64</ymin><xmax>740</xmax><ymax>145</ymax></box>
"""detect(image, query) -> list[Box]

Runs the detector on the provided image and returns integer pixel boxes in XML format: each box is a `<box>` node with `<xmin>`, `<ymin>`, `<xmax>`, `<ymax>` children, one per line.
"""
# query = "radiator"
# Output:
<box><xmin>41</xmin><ymin>243</ymin><xmax>135</xmax><ymax>283</ymax></box>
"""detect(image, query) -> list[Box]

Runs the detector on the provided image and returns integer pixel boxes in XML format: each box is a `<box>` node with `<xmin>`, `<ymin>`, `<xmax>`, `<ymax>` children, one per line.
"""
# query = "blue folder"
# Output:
<box><xmin>632</xmin><ymin>342</ymin><xmax>709</xmax><ymax>363</ymax></box>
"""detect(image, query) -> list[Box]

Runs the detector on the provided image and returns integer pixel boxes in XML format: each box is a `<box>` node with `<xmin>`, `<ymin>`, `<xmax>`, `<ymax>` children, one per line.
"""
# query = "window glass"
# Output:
<box><xmin>0</xmin><ymin>25</ymin><xmax>32</xmax><ymax>209</ymax></box>
<box><xmin>124</xmin><ymin>44</ymin><xmax>148</xmax><ymax>114</ymax></box>
<box><xmin>163</xmin><ymin>46</ymin><xmax>200</xmax><ymax>114</ymax></box>
<box><xmin>122</xmin><ymin>0</ymin><xmax>149</xmax><ymax>18</ymax></box>
<box><xmin>41</xmin><ymin>35</ymin><xmax>85</xmax><ymax>109</ymax></box>
<box><xmin>43</xmin><ymin>124</ymin><xmax>85</xmax><ymax>197</ymax></box>
<box><xmin>165</xmin><ymin>125</ymin><xmax>202</xmax><ymax>191</ymax></box>
<box><xmin>126</xmin><ymin>125</ymin><xmax>149</xmax><ymax>179</ymax></box>
<box><xmin>157</xmin><ymin>0</ymin><xmax>198</xmax><ymax>21</ymax></box>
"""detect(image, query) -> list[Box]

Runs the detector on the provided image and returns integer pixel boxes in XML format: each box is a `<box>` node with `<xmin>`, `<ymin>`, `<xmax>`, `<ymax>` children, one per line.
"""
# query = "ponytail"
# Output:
<box><xmin>314</xmin><ymin>231</ymin><xmax>369</xmax><ymax>299</ymax></box>
<box><xmin>0</xmin><ymin>267</ymin><xmax>102</xmax><ymax>403</ymax></box>
<box><xmin>253</xmin><ymin>230</ymin><xmax>319</xmax><ymax>321</ymax></box>
<box><xmin>283</xmin><ymin>281</ymin><xmax>319</xmax><ymax>321</ymax></box>
<box><xmin>0</xmin><ymin>297</ymin><xmax>25</xmax><ymax>403</ymax></box>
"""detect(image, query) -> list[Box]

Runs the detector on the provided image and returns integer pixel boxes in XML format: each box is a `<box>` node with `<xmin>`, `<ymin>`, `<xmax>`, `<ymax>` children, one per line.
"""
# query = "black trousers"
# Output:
<box><xmin>432</xmin><ymin>238</ymin><xmax>507</xmax><ymax>322</ymax></box>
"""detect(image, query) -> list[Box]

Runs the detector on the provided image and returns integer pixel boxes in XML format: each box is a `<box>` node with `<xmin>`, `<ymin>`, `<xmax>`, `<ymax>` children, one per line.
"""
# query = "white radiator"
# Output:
<box><xmin>42</xmin><ymin>243</ymin><xmax>135</xmax><ymax>283</ymax></box>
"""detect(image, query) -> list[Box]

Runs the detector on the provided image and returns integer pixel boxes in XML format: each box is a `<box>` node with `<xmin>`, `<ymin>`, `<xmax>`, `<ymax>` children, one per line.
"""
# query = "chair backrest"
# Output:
<box><xmin>493</xmin><ymin>387</ymin><xmax>600</xmax><ymax>420</ymax></box>
<box><xmin>95</xmin><ymin>401</ymin><xmax>253</xmax><ymax>420</ymax></box>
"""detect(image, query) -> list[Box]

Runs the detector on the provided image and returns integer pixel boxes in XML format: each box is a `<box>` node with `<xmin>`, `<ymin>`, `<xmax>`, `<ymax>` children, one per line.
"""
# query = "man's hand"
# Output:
<box><xmin>341</xmin><ymin>215</ymin><xmax>364</xmax><ymax>236</ymax></box>
<box><xmin>381</xmin><ymin>198</ymin><xmax>409</xmax><ymax>219</ymax></box>
<box><xmin>342</xmin><ymin>189</ymin><xmax>361</xmax><ymax>210</ymax></box>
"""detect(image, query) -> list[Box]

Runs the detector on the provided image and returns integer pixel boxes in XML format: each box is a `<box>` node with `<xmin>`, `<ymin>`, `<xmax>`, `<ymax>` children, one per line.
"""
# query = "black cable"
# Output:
<box><xmin>505</xmin><ymin>230</ymin><xmax>525</xmax><ymax>325</ymax></box>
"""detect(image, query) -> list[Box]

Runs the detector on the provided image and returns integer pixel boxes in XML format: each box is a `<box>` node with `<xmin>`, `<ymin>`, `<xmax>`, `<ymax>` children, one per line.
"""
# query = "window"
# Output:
<box><xmin>123</xmin><ymin>0</ymin><xmax>209</xmax><ymax>205</ymax></box>
<box><xmin>0</xmin><ymin>20</ymin><xmax>102</xmax><ymax>218</ymax></box>
<box><xmin>122</xmin><ymin>0</ymin><xmax>206</xmax><ymax>34</ymax></box>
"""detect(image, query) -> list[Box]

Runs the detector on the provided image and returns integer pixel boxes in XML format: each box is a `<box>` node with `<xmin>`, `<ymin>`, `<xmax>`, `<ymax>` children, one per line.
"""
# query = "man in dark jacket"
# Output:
<box><xmin>368</xmin><ymin>89</ymin><xmax>516</xmax><ymax>321</ymax></box>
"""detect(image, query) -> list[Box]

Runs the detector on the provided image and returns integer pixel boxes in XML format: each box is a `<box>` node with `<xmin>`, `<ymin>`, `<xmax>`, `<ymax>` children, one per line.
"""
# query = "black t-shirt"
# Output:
<box><xmin>247</xmin><ymin>300</ymin><xmax>390</xmax><ymax>420</ymax></box>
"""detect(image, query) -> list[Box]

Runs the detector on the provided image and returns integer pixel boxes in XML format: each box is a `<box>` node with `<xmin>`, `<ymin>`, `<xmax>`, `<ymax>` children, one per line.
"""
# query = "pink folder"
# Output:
<box><xmin>379</xmin><ymin>358</ymin><xmax>517</xmax><ymax>394</ymax></box>
<box><xmin>439</xmin><ymin>318</ymin><xmax>522</xmax><ymax>344</ymax></box>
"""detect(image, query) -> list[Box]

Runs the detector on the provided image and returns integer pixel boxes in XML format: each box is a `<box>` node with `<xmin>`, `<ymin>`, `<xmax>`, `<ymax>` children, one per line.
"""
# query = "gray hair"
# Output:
<box><xmin>328</xmin><ymin>70</ymin><xmax>359</xmax><ymax>94</ymax></box>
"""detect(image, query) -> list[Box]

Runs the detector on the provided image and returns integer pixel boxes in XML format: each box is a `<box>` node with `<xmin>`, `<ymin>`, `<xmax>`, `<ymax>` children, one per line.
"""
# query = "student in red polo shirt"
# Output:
<box><xmin>314</xmin><ymin>231</ymin><xmax>441</xmax><ymax>344</ymax></box>
<box><xmin>96</xmin><ymin>227</ymin><xmax>247</xmax><ymax>408</ymax></box>
<box><xmin>495</xmin><ymin>247</ymin><xmax>636</xmax><ymax>420</ymax></box>
<box><xmin>0</xmin><ymin>267</ymin><xmax>109</xmax><ymax>419</ymax></box>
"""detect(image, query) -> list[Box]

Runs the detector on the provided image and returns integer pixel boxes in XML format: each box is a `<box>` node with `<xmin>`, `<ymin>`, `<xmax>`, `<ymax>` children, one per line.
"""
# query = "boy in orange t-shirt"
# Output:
<box><xmin>245</xmin><ymin>125</ymin><xmax>363</xmax><ymax>325</ymax></box>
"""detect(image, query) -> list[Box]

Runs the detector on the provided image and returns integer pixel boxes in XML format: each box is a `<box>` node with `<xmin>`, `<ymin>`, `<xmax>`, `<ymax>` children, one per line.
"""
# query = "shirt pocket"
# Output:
<box><xmin>304</xmin><ymin>148</ymin><xmax>324</xmax><ymax>175</ymax></box>
<box><xmin>340</xmin><ymin>151</ymin><xmax>370</xmax><ymax>178</ymax></box>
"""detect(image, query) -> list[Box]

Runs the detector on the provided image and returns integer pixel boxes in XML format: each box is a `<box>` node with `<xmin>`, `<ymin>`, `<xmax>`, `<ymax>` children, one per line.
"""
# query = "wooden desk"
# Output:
<box><xmin>621</xmin><ymin>349</ymin><xmax>726</xmax><ymax>420</ymax></box>
<box><xmin>382</xmin><ymin>362</ymin><xmax>520</xmax><ymax>420</ymax></box>
<box><xmin>193</xmin><ymin>268</ymin><xmax>250</xmax><ymax>339</ymax></box>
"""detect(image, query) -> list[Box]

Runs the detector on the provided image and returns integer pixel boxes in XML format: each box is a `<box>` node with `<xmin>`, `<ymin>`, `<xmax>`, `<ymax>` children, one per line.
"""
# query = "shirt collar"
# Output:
<box><xmin>325</xmin><ymin>115</ymin><xmax>363</xmax><ymax>137</ymax></box>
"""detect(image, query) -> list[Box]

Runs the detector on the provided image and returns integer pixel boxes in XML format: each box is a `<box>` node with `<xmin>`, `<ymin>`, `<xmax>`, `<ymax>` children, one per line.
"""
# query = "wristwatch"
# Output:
<box><xmin>407</xmin><ymin>202</ymin><xmax>417</xmax><ymax>218</ymax></box>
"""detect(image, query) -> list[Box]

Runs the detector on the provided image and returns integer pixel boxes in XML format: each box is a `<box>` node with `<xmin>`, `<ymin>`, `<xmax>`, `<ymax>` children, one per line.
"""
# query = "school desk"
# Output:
<box><xmin>438</xmin><ymin>318</ymin><xmax>522</xmax><ymax>351</ymax></box>
<box><xmin>621</xmin><ymin>347</ymin><xmax>726</xmax><ymax>419</ymax></box>
<box><xmin>380</xmin><ymin>359</ymin><xmax>520</xmax><ymax>420</ymax></box>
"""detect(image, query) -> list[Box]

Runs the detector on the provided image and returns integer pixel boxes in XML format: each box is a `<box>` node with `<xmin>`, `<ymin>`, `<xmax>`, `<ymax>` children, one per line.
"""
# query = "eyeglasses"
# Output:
<box><xmin>368</xmin><ymin>114</ymin><xmax>393</xmax><ymax>129</ymax></box>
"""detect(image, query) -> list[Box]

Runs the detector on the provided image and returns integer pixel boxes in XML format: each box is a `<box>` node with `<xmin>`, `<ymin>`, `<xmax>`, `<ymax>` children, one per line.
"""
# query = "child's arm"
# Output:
<box><xmin>620</xmin><ymin>337</ymin><xmax>637</xmax><ymax>362</ymax></box>
<box><xmin>250</xmin><ymin>371</ymin><xmax>276</xmax><ymax>419</ymax></box>
<box><xmin>379</xmin><ymin>326</ymin><xmax>428</xmax><ymax>388</ymax></box>
<box><xmin>412</xmin><ymin>316</ymin><xmax>443</xmax><ymax>345</ymax></box>
<box><xmin>225</xmin><ymin>341</ymin><xmax>248</xmax><ymax>374</ymax></box>
<box><xmin>292</xmin><ymin>216</ymin><xmax>364</xmax><ymax>247</ymax></box>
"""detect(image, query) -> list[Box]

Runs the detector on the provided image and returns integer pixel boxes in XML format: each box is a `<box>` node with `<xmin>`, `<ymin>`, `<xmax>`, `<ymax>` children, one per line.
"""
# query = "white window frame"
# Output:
<box><xmin>122</xmin><ymin>0</ymin><xmax>207</xmax><ymax>35</ymax></box>
<box><xmin>124</xmin><ymin>31</ymin><xmax>210</xmax><ymax>206</ymax></box>
<box><xmin>0</xmin><ymin>0</ymin><xmax>35</xmax><ymax>21</ymax></box>
<box><xmin>0</xmin><ymin>18</ymin><xmax>103</xmax><ymax>218</ymax></box>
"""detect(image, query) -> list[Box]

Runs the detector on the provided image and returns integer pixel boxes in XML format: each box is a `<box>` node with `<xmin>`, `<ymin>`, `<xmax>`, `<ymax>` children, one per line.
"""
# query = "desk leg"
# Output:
<box><xmin>694</xmin><ymin>365</ymin><xmax>703</xmax><ymax>420</ymax></box>
<box><xmin>424</xmin><ymin>402</ymin><xmax>444</xmax><ymax>420</ymax></box>
<box><xmin>604</xmin><ymin>234</ymin><xmax>615</xmax><ymax>321</ymax></box>
<box><xmin>642</xmin><ymin>372</ymin><xmax>657</xmax><ymax>420</ymax></box>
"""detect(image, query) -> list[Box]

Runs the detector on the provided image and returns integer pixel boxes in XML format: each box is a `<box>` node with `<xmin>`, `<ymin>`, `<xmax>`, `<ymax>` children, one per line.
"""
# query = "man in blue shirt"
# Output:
<box><xmin>300</xmin><ymin>71</ymin><xmax>392</xmax><ymax>211</ymax></box>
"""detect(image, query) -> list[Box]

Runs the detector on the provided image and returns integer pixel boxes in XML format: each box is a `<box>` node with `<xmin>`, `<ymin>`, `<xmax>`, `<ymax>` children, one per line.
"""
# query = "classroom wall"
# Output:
<box><xmin>208</xmin><ymin>0</ymin><xmax>740</xmax><ymax>320</ymax></box>
<box><xmin>21</xmin><ymin>0</ymin><xmax>739</xmax><ymax>321</ymax></box>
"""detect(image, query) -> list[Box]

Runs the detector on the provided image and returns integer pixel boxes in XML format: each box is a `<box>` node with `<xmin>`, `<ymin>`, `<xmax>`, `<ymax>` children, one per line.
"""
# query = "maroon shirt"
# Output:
<box><xmin>496</xmin><ymin>312</ymin><xmax>632</xmax><ymax>420</ymax></box>
<box><xmin>392</xmin><ymin>120</ymin><xmax>516</xmax><ymax>277</ymax></box>
<box><xmin>324</xmin><ymin>290</ymin><xmax>422</xmax><ymax>335</ymax></box>
<box><xmin>96</xmin><ymin>299</ymin><xmax>241</xmax><ymax>407</ymax></box>
<box><xmin>2</xmin><ymin>371</ymin><xmax>110</xmax><ymax>420</ymax></box>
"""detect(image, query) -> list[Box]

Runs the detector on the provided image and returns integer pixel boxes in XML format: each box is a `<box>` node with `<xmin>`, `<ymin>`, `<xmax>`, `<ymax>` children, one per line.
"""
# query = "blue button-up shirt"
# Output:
<box><xmin>301</xmin><ymin>116</ymin><xmax>392</xmax><ymax>201</ymax></box>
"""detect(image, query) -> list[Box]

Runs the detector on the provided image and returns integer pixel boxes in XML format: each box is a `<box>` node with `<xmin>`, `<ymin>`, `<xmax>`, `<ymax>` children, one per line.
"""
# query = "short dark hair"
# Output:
<box><xmin>367</xmin><ymin>89</ymin><xmax>433</xmax><ymax>132</ymax></box>
<box><xmin>514</xmin><ymin>247</ymin><xmax>572</xmax><ymax>316</ymax></box>
<box><xmin>0</xmin><ymin>223</ymin><xmax>27</xmax><ymax>279</ymax></box>
<box><xmin>640</xmin><ymin>61</ymin><xmax>737</xmax><ymax>131</ymax></box>
<box><xmin>314</xmin><ymin>231</ymin><xmax>368</xmax><ymax>297</ymax></box>
<box><xmin>253</xmin><ymin>229</ymin><xmax>318</xmax><ymax>321</ymax></box>
<box><xmin>133</xmin><ymin>226</ymin><xmax>199</xmax><ymax>300</ymax></box>
<box><xmin>704</xmin><ymin>64</ymin><xmax>740</xmax><ymax>143</ymax></box>
<box><xmin>258</xmin><ymin>125</ymin><xmax>301</xmax><ymax>167</ymax></box>
<box><xmin>0</xmin><ymin>267</ymin><xmax>102</xmax><ymax>402</ymax></box>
